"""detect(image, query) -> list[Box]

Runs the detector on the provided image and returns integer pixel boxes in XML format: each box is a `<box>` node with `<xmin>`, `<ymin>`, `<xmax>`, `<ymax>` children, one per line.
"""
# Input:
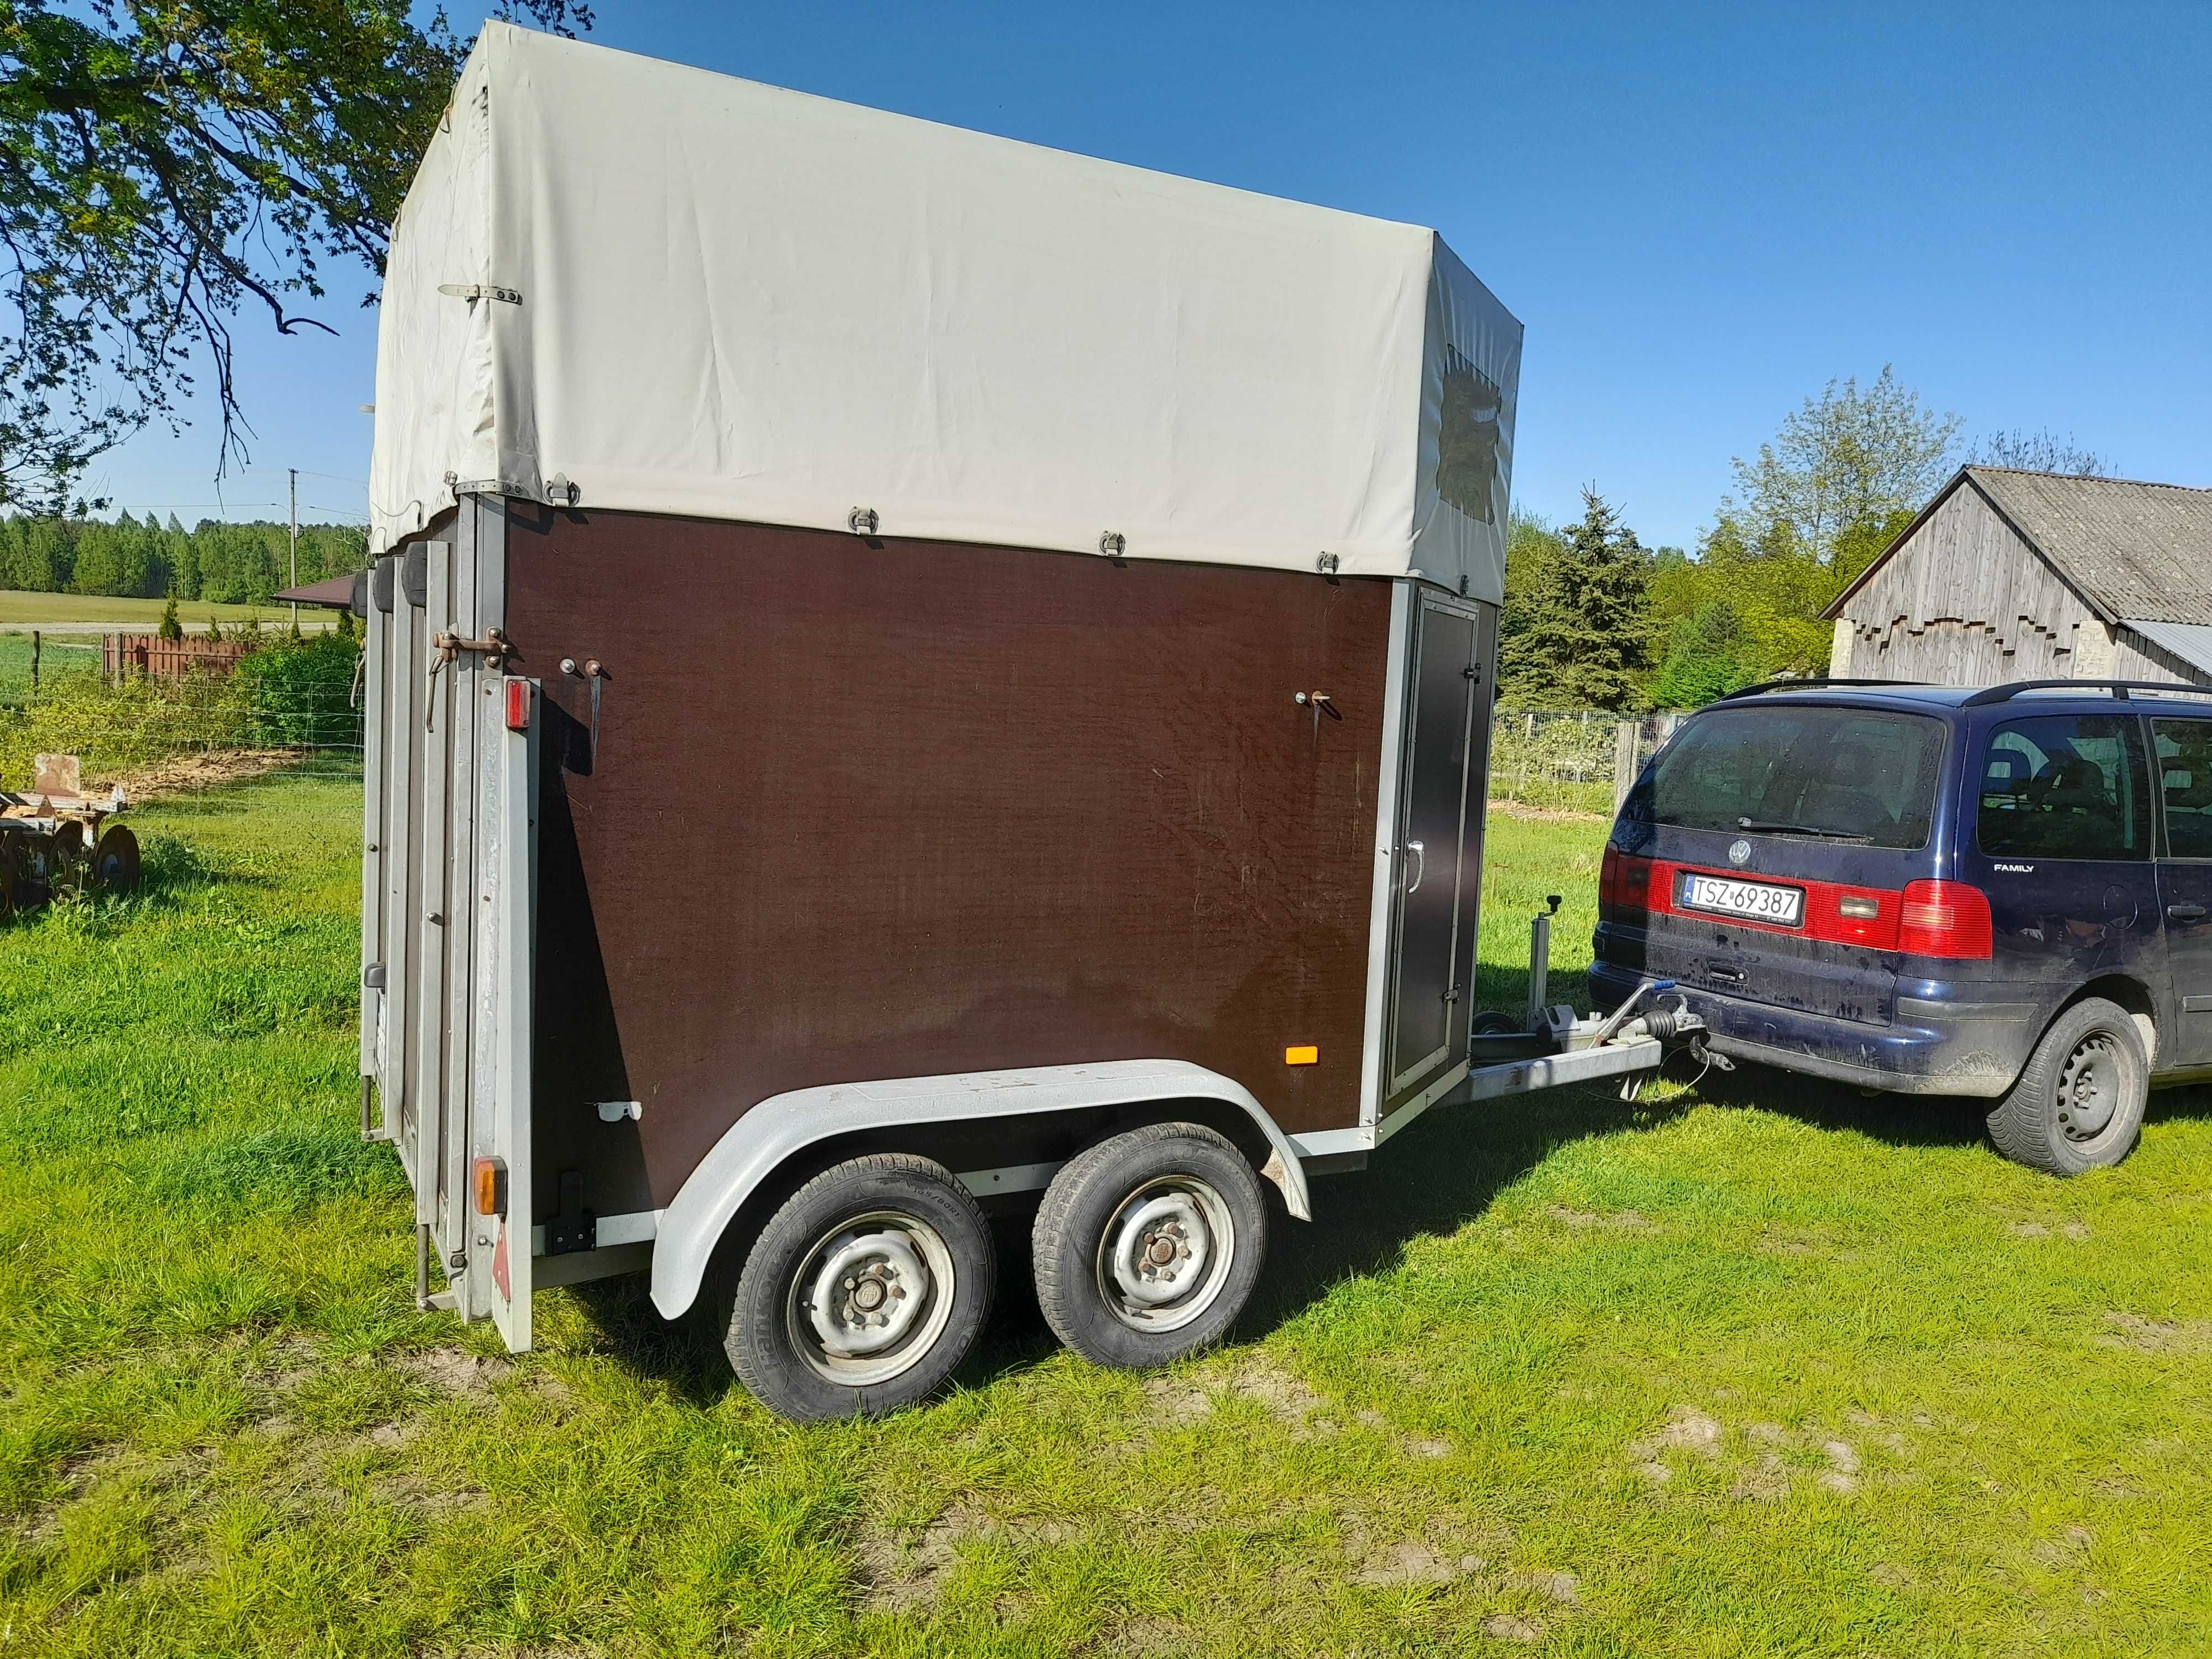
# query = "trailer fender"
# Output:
<box><xmin>650</xmin><ymin>1060</ymin><xmax>1311</xmax><ymax>1319</ymax></box>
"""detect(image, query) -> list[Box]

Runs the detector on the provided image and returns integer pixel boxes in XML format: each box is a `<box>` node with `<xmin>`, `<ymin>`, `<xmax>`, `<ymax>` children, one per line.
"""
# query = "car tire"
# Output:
<box><xmin>1032</xmin><ymin>1121</ymin><xmax>1267</xmax><ymax>1369</ymax></box>
<box><xmin>1986</xmin><ymin>997</ymin><xmax>2148</xmax><ymax>1175</ymax></box>
<box><xmin>723</xmin><ymin>1153</ymin><xmax>995</xmax><ymax>1422</ymax></box>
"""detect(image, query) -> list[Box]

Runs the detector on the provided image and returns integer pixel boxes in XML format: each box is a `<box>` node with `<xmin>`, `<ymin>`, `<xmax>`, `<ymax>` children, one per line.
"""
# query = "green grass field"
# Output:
<box><xmin>0</xmin><ymin>589</ymin><xmax>332</xmax><ymax>630</ymax></box>
<box><xmin>0</xmin><ymin>633</ymin><xmax>98</xmax><ymax>699</ymax></box>
<box><xmin>2</xmin><ymin>779</ymin><xmax>2209</xmax><ymax>1656</ymax></box>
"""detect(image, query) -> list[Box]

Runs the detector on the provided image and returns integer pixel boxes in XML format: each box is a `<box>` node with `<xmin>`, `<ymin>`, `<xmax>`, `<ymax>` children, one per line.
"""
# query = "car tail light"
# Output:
<box><xmin>472</xmin><ymin>1156</ymin><xmax>508</xmax><ymax>1217</ymax></box>
<box><xmin>1599</xmin><ymin>846</ymin><xmax>1653</xmax><ymax>917</ymax></box>
<box><xmin>1898</xmin><ymin>879</ymin><xmax>1993</xmax><ymax>959</ymax></box>
<box><xmin>504</xmin><ymin>677</ymin><xmax>533</xmax><ymax>732</ymax></box>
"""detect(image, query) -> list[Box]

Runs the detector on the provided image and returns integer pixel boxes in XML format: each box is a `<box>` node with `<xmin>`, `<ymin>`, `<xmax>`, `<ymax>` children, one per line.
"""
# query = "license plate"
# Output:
<box><xmin>1678</xmin><ymin>872</ymin><xmax>1804</xmax><ymax>927</ymax></box>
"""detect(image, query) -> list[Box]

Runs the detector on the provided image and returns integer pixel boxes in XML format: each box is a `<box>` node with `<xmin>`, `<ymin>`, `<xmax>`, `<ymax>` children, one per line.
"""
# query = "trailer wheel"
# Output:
<box><xmin>723</xmin><ymin>1154</ymin><xmax>994</xmax><ymax>1421</ymax></box>
<box><xmin>1032</xmin><ymin>1122</ymin><xmax>1266</xmax><ymax>1369</ymax></box>
<box><xmin>91</xmin><ymin>826</ymin><xmax>140</xmax><ymax>893</ymax></box>
<box><xmin>1986</xmin><ymin>997</ymin><xmax>2148</xmax><ymax>1175</ymax></box>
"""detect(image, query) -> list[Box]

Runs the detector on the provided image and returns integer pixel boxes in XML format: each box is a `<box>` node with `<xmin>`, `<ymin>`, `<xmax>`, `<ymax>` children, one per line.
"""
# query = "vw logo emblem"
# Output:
<box><xmin>1728</xmin><ymin>838</ymin><xmax>1752</xmax><ymax>866</ymax></box>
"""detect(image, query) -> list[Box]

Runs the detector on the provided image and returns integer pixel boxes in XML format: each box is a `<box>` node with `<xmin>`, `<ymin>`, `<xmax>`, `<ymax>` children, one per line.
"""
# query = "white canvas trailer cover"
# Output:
<box><xmin>371</xmin><ymin>24</ymin><xmax>1523</xmax><ymax>602</ymax></box>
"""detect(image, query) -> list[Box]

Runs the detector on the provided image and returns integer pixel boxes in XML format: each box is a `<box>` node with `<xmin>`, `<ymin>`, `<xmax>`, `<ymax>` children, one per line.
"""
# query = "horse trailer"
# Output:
<box><xmin>358</xmin><ymin>27</ymin><xmax>1692</xmax><ymax>1418</ymax></box>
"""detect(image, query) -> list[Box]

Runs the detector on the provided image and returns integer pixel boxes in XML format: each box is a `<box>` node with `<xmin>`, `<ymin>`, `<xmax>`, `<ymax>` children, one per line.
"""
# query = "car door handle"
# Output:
<box><xmin>2169</xmin><ymin>902</ymin><xmax>2209</xmax><ymax>922</ymax></box>
<box><xmin>1709</xmin><ymin>964</ymin><xmax>1747</xmax><ymax>984</ymax></box>
<box><xmin>1402</xmin><ymin>840</ymin><xmax>1426</xmax><ymax>896</ymax></box>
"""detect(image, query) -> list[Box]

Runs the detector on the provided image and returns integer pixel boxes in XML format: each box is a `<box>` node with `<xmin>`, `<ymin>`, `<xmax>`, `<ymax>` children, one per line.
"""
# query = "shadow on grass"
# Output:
<box><xmin>557</xmin><ymin>1065</ymin><xmax>2212</xmax><ymax>1410</ymax></box>
<box><xmin>562</xmin><ymin>1079</ymin><xmax>1697</xmax><ymax>1408</ymax></box>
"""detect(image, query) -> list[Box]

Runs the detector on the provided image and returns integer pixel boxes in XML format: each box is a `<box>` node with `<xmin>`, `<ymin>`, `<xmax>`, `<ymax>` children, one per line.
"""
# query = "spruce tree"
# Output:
<box><xmin>157</xmin><ymin>594</ymin><xmax>183</xmax><ymax>642</ymax></box>
<box><xmin>1503</xmin><ymin>487</ymin><xmax>1654</xmax><ymax>709</ymax></box>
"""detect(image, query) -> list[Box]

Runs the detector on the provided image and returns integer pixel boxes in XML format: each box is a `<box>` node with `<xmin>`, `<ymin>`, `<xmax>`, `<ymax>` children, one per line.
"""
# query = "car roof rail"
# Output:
<box><xmin>1717</xmin><ymin>676</ymin><xmax>1930</xmax><ymax>702</ymax></box>
<box><xmin>1961</xmin><ymin>678</ymin><xmax>2211</xmax><ymax>707</ymax></box>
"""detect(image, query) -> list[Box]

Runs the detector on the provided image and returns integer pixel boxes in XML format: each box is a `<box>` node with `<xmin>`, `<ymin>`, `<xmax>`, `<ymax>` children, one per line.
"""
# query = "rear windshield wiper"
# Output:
<box><xmin>1735</xmin><ymin>818</ymin><xmax>1874</xmax><ymax>843</ymax></box>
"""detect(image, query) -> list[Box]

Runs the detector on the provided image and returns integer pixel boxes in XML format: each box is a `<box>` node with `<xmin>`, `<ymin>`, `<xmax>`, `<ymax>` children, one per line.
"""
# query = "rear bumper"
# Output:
<box><xmin>1589</xmin><ymin>958</ymin><xmax>2041</xmax><ymax>1098</ymax></box>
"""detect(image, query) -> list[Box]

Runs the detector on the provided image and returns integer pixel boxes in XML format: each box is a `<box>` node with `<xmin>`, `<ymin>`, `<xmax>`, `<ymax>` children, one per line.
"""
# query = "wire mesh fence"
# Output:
<box><xmin>1487</xmin><ymin>707</ymin><xmax>1684</xmax><ymax>816</ymax></box>
<box><xmin>0</xmin><ymin>634</ymin><xmax>366</xmax><ymax>808</ymax></box>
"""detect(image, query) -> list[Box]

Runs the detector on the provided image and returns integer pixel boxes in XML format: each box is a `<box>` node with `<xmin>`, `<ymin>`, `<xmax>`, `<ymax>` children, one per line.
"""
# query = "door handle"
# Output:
<box><xmin>2169</xmin><ymin>902</ymin><xmax>2209</xmax><ymax>922</ymax></box>
<box><xmin>1403</xmin><ymin>840</ymin><xmax>1426</xmax><ymax>895</ymax></box>
<box><xmin>1709</xmin><ymin>964</ymin><xmax>1747</xmax><ymax>984</ymax></box>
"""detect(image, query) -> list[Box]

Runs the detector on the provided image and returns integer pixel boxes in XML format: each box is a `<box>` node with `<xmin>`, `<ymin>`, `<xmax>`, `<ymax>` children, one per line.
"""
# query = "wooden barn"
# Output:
<box><xmin>1825</xmin><ymin>466</ymin><xmax>2212</xmax><ymax>687</ymax></box>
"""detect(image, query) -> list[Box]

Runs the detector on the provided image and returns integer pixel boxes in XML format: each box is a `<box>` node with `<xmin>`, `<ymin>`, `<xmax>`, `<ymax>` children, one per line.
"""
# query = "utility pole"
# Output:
<box><xmin>288</xmin><ymin>467</ymin><xmax>300</xmax><ymax>629</ymax></box>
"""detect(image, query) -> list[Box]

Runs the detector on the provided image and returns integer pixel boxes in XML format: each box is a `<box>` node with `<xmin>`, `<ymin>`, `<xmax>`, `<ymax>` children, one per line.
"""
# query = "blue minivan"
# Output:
<box><xmin>1593</xmin><ymin>678</ymin><xmax>2212</xmax><ymax>1173</ymax></box>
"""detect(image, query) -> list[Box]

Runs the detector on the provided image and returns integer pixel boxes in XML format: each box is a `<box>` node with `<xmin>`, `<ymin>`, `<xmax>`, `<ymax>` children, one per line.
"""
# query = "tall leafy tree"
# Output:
<box><xmin>1500</xmin><ymin>487</ymin><xmax>1653</xmax><ymax>710</ymax></box>
<box><xmin>0</xmin><ymin>0</ymin><xmax>588</xmax><ymax>510</ymax></box>
<box><xmin>1710</xmin><ymin>366</ymin><xmax>1960</xmax><ymax>567</ymax></box>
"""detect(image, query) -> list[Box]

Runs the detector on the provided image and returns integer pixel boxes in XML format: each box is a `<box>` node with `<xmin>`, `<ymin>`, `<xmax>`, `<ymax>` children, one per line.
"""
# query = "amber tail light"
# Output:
<box><xmin>1897</xmin><ymin>880</ymin><xmax>1994</xmax><ymax>959</ymax></box>
<box><xmin>472</xmin><ymin>1156</ymin><xmax>509</xmax><ymax>1218</ymax></box>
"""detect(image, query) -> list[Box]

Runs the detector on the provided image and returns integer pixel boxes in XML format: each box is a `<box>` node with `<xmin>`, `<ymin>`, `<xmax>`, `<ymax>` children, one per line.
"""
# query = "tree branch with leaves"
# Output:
<box><xmin>0</xmin><ymin>0</ymin><xmax>588</xmax><ymax>511</ymax></box>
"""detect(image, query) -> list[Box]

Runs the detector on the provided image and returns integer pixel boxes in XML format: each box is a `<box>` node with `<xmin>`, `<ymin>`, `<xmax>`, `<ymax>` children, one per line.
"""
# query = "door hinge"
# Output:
<box><xmin>544</xmin><ymin>1168</ymin><xmax>598</xmax><ymax>1256</ymax></box>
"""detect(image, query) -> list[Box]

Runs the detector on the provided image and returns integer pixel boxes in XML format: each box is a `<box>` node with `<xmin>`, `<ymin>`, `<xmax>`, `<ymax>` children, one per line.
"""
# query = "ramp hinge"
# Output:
<box><xmin>437</xmin><ymin>283</ymin><xmax>522</xmax><ymax>305</ymax></box>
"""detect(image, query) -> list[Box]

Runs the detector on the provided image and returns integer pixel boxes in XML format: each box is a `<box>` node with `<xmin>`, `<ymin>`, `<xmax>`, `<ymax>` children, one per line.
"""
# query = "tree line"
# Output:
<box><xmin>1497</xmin><ymin>370</ymin><xmax>2108</xmax><ymax>710</ymax></box>
<box><xmin>0</xmin><ymin>513</ymin><xmax>367</xmax><ymax>605</ymax></box>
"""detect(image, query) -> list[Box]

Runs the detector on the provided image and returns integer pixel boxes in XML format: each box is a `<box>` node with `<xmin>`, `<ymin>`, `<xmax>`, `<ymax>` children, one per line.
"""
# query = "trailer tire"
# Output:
<box><xmin>1032</xmin><ymin>1121</ymin><xmax>1266</xmax><ymax>1369</ymax></box>
<box><xmin>1986</xmin><ymin>997</ymin><xmax>2147</xmax><ymax>1175</ymax></box>
<box><xmin>723</xmin><ymin>1154</ymin><xmax>995</xmax><ymax>1422</ymax></box>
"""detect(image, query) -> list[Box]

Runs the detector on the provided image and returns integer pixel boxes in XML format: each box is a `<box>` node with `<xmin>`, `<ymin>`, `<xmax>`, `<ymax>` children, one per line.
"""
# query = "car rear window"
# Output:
<box><xmin>1978</xmin><ymin>714</ymin><xmax>2150</xmax><ymax>860</ymax></box>
<box><xmin>1623</xmin><ymin>705</ymin><xmax>1945</xmax><ymax>849</ymax></box>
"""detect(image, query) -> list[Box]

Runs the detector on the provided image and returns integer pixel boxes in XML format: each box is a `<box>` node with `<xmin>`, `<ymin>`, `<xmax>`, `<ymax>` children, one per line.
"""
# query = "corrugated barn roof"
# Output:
<box><xmin>1967</xmin><ymin>466</ymin><xmax>2212</xmax><ymax>626</ymax></box>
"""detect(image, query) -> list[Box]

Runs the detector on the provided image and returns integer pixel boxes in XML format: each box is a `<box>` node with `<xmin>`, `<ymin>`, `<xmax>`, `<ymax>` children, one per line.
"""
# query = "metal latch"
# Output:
<box><xmin>425</xmin><ymin>627</ymin><xmax>514</xmax><ymax>726</ymax></box>
<box><xmin>433</xmin><ymin>627</ymin><xmax>513</xmax><ymax>672</ymax></box>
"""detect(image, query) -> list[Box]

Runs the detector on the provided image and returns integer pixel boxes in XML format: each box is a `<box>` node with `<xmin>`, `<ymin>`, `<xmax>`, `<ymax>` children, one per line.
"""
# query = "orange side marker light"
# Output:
<box><xmin>472</xmin><ymin>1156</ymin><xmax>508</xmax><ymax>1217</ymax></box>
<box><xmin>1284</xmin><ymin>1045</ymin><xmax>1319</xmax><ymax>1066</ymax></box>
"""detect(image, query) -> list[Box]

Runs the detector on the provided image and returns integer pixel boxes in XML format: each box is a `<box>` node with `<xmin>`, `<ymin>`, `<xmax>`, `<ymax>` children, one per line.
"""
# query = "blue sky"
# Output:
<box><xmin>86</xmin><ymin>1</ymin><xmax>2212</xmax><ymax>551</ymax></box>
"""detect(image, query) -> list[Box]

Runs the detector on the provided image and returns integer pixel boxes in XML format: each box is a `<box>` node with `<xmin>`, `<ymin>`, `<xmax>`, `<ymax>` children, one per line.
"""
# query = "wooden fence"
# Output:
<box><xmin>103</xmin><ymin>634</ymin><xmax>252</xmax><ymax>681</ymax></box>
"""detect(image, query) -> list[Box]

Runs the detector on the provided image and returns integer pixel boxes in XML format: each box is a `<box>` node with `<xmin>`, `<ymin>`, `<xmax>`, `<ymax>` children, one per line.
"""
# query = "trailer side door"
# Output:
<box><xmin>1384</xmin><ymin>592</ymin><xmax>1484</xmax><ymax>1109</ymax></box>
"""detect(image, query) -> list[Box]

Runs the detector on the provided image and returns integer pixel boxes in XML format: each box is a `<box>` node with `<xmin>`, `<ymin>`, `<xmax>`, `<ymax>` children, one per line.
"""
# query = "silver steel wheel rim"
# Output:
<box><xmin>786</xmin><ymin>1209</ymin><xmax>957</xmax><ymax>1387</ymax></box>
<box><xmin>1095</xmin><ymin>1175</ymin><xmax>1236</xmax><ymax>1334</ymax></box>
<box><xmin>2056</xmin><ymin>1034</ymin><xmax>2122</xmax><ymax>1144</ymax></box>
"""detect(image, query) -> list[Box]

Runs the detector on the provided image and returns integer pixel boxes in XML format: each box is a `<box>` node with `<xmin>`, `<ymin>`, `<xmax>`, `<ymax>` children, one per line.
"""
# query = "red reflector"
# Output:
<box><xmin>1898</xmin><ymin>879</ymin><xmax>1994</xmax><ymax>959</ymax></box>
<box><xmin>504</xmin><ymin>678</ymin><xmax>533</xmax><ymax>732</ymax></box>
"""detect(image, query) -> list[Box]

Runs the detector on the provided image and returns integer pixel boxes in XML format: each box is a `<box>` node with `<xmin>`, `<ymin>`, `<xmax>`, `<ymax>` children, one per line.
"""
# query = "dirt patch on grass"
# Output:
<box><xmin>1547</xmin><ymin>1205</ymin><xmax>1653</xmax><ymax>1231</ymax></box>
<box><xmin>1483</xmin><ymin>1613</ymin><xmax>1545</xmax><ymax>1641</ymax></box>
<box><xmin>1351</xmin><ymin>1538</ymin><xmax>1483</xmax><ymax>1587</ymax></box>
<box><xmin>1489</xmin><ymin>800</ymin><xmax>1605</xmax><ymax>824</ymax></box>
<box><xmin>1134</xmin><ymin>1353</ymin><xmax>1333</xmax><ymax>1437</ymax></box>
<box><xmin>853</xmin><ymin>1499</ymin><xmax>1080</xmax><ymax>1614</ymax></box>
<box><xmin>394</xmin><ymin>1347</ymin><xmax>511</xmax><ymax>1398</ymax></box>
<box><xmin>2100</xmin><ymin>1312</ymin><xmax>2212</xmax><ymax>1353</ymax></box>
<box><xmin>114</xmin><ymin>748</ymin><xmax>306</xmax><ymax>801</ymax></box>
<box><xmin>2008</xmin><ymin>1219</ymin><xmax>2091</xmax><ymax>1240</ymax></box>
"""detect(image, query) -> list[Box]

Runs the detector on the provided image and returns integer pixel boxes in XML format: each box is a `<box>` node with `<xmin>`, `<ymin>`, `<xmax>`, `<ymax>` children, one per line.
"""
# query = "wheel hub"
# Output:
<box><xmin>802</xmin><ymin>1227</ymin><xmax>930</xmax><ymax>1358</ymax></box>
<box><xmin>1110</xmin><ymin>1193</ymin><xmax>1209</xmax><ymax>1307</ymax></box>
<box><xmin>2056</xmin><ymin>1036</ymin><xmax>2119</xmax><ymax>1140</ymax></box>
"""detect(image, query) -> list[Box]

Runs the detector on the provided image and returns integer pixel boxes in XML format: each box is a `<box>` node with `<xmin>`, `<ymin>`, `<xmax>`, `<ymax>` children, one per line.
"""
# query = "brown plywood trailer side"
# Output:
<box><xmin>358</xmin><ymin>503</ymin><xmax>1511</xmax><ymax>1410</ymax></box>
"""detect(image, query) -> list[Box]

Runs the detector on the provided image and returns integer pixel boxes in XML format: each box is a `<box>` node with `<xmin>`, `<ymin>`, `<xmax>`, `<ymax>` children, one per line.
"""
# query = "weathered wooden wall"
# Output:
<box><xmin>1830</xmin><ymin>481</ymin><xmax>2105</xmax><ymax>686</ymax></box>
